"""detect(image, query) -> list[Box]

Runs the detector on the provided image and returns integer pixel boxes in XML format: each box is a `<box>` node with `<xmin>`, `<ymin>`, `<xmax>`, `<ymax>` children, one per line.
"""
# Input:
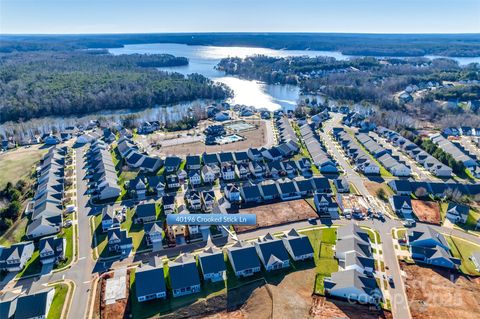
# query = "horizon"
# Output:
<box><xmin>2</xmin><ymin>32</ymin><xmax>480</xmax><ymax>36</ymax></box>
<box><xmin>1</xmin><ymin>0</ymin><xmax>479</xmax><ymax>34</ymax></box>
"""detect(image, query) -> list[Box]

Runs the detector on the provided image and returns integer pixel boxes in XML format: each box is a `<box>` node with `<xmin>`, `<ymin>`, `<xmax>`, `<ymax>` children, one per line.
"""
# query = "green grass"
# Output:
<box><xmin>446</xmin><ymin>235</ymin><xmax>480</xmax><ymax>276</ymax></box>
<box><xmin>362</xmin><ymin>227</ymin><xmax>381</xmax><ymax>244</ymax></box>
<box><xmin>16</xmin><ymin>249</ymin><xmax>42</xmax><ymax>278</ymax></box>
<box><xmin>352</xmin><ymin>134</ymin><xmax>392</xmax><ymax>178</ymax></box>
<box><xmin>55</xmin><ymin>221</ymin><xmax>74</xmax><ymax>269</ymax></box>
<box><xmin>92</xmin><ymin>214</ymin><xmax>108</xmax><ymax>258</ymax></box>
<box><xmin>0</xmin><ymin>217</ymin><xmax>28</xmax><ymax>245</ymax></box>
<box><xmin>302</xmin><ymin>228</ymin><xmax>338</xmax><ymax>295</ymax></box>
<box><xmin>47</xmin><ymin>283</ymin><xmax>69</xmax><ymax>319</ymax></box>
<box><xmin>122</xmin><ymin>208</ymin><xmax>148</xmax><ymax>252</ymax></box>
<box><xmin>0</xmin><ymin>146</ymin><xmax>46</xmax><ymax>189</ymax></box>
<box><xmin>129</xmin><ymin>263</ymin><xmax>226</xmax><ymax>319</ymax></box>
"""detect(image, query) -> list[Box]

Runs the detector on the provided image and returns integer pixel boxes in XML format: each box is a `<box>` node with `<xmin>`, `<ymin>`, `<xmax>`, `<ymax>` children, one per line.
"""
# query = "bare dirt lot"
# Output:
<box><xmin>147</xmin><ymin>120</ymin><xmax>270</xmax><ymax>157</ymax></box>
<box><xmin>411</xmin><ymin>200</ymin><xmax>441</xmax><ymax>225</ymax></box>
<box><xmin>340</xmin><ymin>194</ymin><xmax>369</xmax><ymax>214</ymax></box>
<box><xmin>201</xmin><ymin>268</ymin><xmax>389</xmax><ymax>319</ymax></box>
<box><xmin>234</xmin><ymin>199</ymin><xmax>318</xmax><ymax>233</ymax></box>
<box><xmin>402</xmin><ymin>263</ymin><xmax>480</xmax><ymax>319</ymax></box>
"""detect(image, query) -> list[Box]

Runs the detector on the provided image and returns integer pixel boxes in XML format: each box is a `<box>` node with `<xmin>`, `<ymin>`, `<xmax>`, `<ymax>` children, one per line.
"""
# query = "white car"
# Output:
<box><xmin>65</xmin><ymin>205</ymin><xmax>76</xmax><ymax>213</ymax></box>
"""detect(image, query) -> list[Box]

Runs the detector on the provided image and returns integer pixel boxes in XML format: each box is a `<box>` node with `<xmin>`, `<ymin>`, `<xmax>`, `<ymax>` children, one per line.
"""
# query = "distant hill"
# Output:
<box><xmin>1</xmin><ymin>33</ymin><xmax>480</xmax><ymax>57</ymax></box>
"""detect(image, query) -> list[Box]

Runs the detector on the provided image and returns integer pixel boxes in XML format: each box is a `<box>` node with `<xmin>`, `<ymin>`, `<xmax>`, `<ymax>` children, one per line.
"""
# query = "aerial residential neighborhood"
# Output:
<box><xmin>1</xmin><ymin>3</ymin><xmax>480</xmax><ymax>319</ymax></box>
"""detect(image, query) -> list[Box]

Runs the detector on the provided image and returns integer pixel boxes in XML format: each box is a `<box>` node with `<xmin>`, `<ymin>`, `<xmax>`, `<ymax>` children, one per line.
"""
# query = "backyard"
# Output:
<box><xmin>446</xmin><ymin>235</ymin><xmax>480</xmax><ymax>276</ymax></box>
<box><xmin>48</xmin><ymin>283</ymin><xmax>70</xmax><ymax>319</ymax></box>
<box><xmin>300</xmin><ymin>227</ymin><xmax>338</xmax><ymax>295</ymax></box>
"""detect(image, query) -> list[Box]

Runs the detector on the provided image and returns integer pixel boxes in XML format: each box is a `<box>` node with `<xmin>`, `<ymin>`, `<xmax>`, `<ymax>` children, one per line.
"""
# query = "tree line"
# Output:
<box><xmin>0</xmin><ymin>51</ymin><xmax>232</xmax><ymax>123</ymax></box>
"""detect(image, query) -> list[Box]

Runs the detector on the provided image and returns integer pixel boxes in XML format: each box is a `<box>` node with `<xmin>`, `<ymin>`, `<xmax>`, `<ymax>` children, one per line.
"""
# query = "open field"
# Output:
<box><xmin>149</xmin><ymin>120</ymin><xmax>268</xmax><ymax>157</ymax></box>
<box><xmin>446</xmin><ymin>235</ymin><xmax>480</xmax><ymax>276</ymax></box>
<box><xmin>0</xmin><ymin>145</ymin><xmax>47</xmax><ymax>189</ymax></box>
<box><xmin>402</xmin><ymin>263</ymin><xmax>480</xmax><ymax>319</ymax></box>
<box><xmin>309</xmin><ymin>295</ymin><xmax>391</xmax><ymax>319</ymax></box>
<box><xmin>0</xmin><ymin>217</ymin><xmax>28</xmax><ymax>245</ymax></box>
<box><xmin>364</xmin><ymin>180</ymin><xmax>394</xmax><ymax>202</ymax></box>
<box><xmin>235</xmin><ymin>199</ymin><xmax>318</xmax><ymax>233</ymax></box>
<box><xmin>412</xmin><ymin>200</ymin><xmax>441</xmax><ymax>225</ymax></box>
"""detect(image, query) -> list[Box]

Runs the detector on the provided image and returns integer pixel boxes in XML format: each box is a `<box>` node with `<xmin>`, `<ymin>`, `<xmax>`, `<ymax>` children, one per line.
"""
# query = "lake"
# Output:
<box><xmin>109</xmin><ymin>43</ymin><xmax>353</xmax><ymax>111</ymax></box>
<box><xmin>109</xmin><ymin>43</ymin><xmax>480</xmax><ymax>112</ymax></box>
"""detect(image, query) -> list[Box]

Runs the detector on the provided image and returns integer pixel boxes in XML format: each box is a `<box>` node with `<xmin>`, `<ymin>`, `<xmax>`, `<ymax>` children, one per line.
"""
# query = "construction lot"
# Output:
<box><xmin>402</xmin><ymin>263</ymin><xmax>480</xmax><ymax>319</ymax></box>
<box><xmin>412</xmin><ymin>200</ymin><xmax>441</xmax><ymax>225</ymax></box>
<box><xmin>144</xmin><ymin>120</ymin><xmax>270</xmax><ymax>157</ymax></box>
<box><xmin>235</xmin><ymin>199</ymin><xmax>318</xmax><ymax>233</ymax></box>
<box><xmin>339</xmin><ymin>194</ymin><xmax>369</xmax><ymax>214</ymax></box>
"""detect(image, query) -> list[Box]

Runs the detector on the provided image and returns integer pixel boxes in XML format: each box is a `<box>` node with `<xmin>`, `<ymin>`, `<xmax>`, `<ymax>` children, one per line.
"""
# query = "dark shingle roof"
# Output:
<box><xmin>168</xmin><ymin>254</ymin><xmax>201</xmax><ymax>290</ymax></box>
<box><xmin>135</xmin><ymin>263</ymin><xmax>166</xmax><ymax>297</ymax></box>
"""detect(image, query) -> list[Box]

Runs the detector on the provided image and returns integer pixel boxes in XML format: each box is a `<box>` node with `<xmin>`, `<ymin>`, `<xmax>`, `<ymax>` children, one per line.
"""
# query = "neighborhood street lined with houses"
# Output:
<box><xmin>1</xmin><ymin>104</ymin><xmax>480</xmax><ymax>319</ymax></box>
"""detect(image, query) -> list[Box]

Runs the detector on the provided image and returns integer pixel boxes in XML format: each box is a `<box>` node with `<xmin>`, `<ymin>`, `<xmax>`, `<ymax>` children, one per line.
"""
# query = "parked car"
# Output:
<box><xmin>403</xmin><ymin>219</ymin><xmax>416</xmax><ymax>227</ymax></box>
<box><xmin>64</xmin><ymin>220</ymin><xmax>73</xmax><ymax>228</ymax></box>
<box><xmin>65</xmin><ymin>205</ymin><xmax>76</xmax><ymax>214</ymax></box>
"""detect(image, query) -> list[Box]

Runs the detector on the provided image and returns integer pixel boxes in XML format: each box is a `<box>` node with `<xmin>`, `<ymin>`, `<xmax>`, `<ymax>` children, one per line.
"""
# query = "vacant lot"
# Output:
<box><xmin>309</xmin><ymin>296</ymin><xmax>391</xmax><ymax>319</ymax></box>
<box><xmin>402</xmin><ymin>263</ymin><xmax>480</xmax><ymax>319</ymax></box>
<box><xmin>412</xmin><ymin>200</ymin><xmax>441</xmax><ymax>224</ymax></box>
<box><xmin>0</xmin><ymin>145</ymin><xmax>47</xmax><ymax>189</ymax></box>
<box><xmin>235</xmin><ymin>199</ymin><xmax>317</xmax><ymax>233</ymax></box>
<box><xmin>152</xmin><ymin>120</ymin><xmax>268</xmax><ymax>156</ymax></box>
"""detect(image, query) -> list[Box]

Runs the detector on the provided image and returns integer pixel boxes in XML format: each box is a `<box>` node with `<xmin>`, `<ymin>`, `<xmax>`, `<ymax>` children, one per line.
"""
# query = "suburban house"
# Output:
<box><xmin>166</xmin><ymin>174</ymin><xmax>180</xmax><ymax>189</ymax></box>
<box><xmin>335</xmin><ymin>224</ymin><xmax>374</xmax><ymax>274</ymax></box>
<box><xmin>324</xmin><ymin>269</ymin><xmax>381</xmax><ymax>304</ymax></box>
<box><xmin>107</xmin><ymin>227</ymin><xmax>133</xmax><ymax>256</ymax></box>
<box><xmin>101</xmin><ymin>205</ymin><xmax>120</xmax><ymax>232</ymax></box>
<box><xmin>188</xmin><ymin>170</ymin><xmax>202</xmax><ymax>186</ymax></box>
<box><xmin>201</xmin><ymin>165</ymin><xmax>217</xmax><ymax>184</ymax></box>
<box><xmin>147</xmin><ymin>175</ymin><xmax>165</xmax><ymax>197</ymax></box>
<box><xmin>26</xmin><ymin>215</ymin><xmax>61</xmax><ymax>239</ymax></box>
<box><xmin>0</xmin><ymin>292</ymin><xmax>18</xmax><ymax>319</ymax></box>
<box><xmin>130</xmin><ymin>177</ymin><xmax>147</xmax><ymax>200</ymax></box>
<box><xmin>234</xmin><ymin>151</ymin><xmax>250</xmax><ymax>163</ymax></box>
<box><xmin>134</xmin><ymin>202</ymin><xmax>157</xmax><ymax>224</ymax></box>
<box><xmin>277</xmin><ymin>180</ymin><xmax>300</xmax><ymax>200</ymax></box>
<box><xmin>224</xmin><ymin>183</ymin><xmax>241</xmax><ymax>203</ymax></box>
<box><xmin>163</xmin><ymin>195</ymin><xmax>176</xmax><ymax>214</ymax></box>
<box><xmin>15</xmin><ymin>288</ymin><xmax>55</xmax><ymax>319</ymax></box>
<box><xmin>387</xmin><ymin>180</ymin><xmax>412</xmax><ymax>196</ymax></box>
<box><xmin>249</xmin><ymin>161</ymin><xmax>266</xmax><ymax>178</ymax></box>
<box><xmin>314</xmin><ymin>194</ymin><xmax>339</xmax><ymax>219</ymax></box>
<box><xmin>143</xmin><ymin>222</ymin><xmax>164</xmax><ymax>249</ymax></box>
<box><xmin>185</xmin><ymin>155</ymin><xmax>201</xmax><ymax>171</ymax></box>
<box><xmin>135</xmin><ymin>257</ymin><xmax>167</xmax><ymax>302</ymax></box>
<box><xmin>247</xmin><ymin>148</ymin><xmax>263</xmax><ymax>162</ymax></box>
<box><xmin>198</xmin><ymin>245</ymin><xmax>226</xmax><ymax>282</ymax></box>
<box><xmin>407</xmin><ymin>225</ymin><xmax>460</xmax><ymax>269</ymax></box>
<box><xmin>221</xmin><ymin>164</ymin><xmax>236</xmax><ymax>181</ymax></box>
<box><xmin>334</xmin><ymin>178</ymin><xmax>350</xmax><ymax>193</ymax></box>
<box><xmin>0</xmin><ymin>242</ymin><xmax>35</xmax><ymax>272</ymax></box>
<box><xmin>235</xmin><ymin>163</ymin><xmax>250</xmax><ymax>179</ymax></box>
<box><xmin>201</xmin><ymin>190</ymin><xmax>216</xmax><ymax>211</ymax></box>
<box><xmin>168</xmin><ymin>254</ymin><xmax>201</xmax><ymax>298</ymax></box>
<box><xmin>87</xmin><ymin>143</ymin><xmax>121</xmax><ymax>200</ymax></box>
<box><xmin>260</xmin><ymin>182</ymin><xmax>281</xmax><ymax>201</ymax></box>
<box><xmin>445</xmin><ymin>202</ymin><xmax>469</xmax><ymax>224</ymax></box>
<box><xmin>294</xmin><ymin>178</ymin><xmax>315</xmax><ymax>196</ymax></box>
<box><xmin>389</xmin><ymin>195</ymin><xmax>414</xmax><ymax>219</ymax></box>
<box><xmin>281</xmin><ymin>229</ymin><xmax>314</xmax><ymax>261</ymax></box>
<box><xmin>240</xmin><ymin>184</ymin><xmax>262</xmax><ymax>203</ymax></box>
<box><xmin>299</xmin><ymin>124</ymin><xmax>338</xmax><ymax>173</ymax></box>
<box><xmin>164</xmin><ymin>156</ymin><xmax>182</xmax><ymax>173</ymax></box>
<box><xmin>39</xmin><ymin>236</ymin><xmax>65</xmax><ymax>265</ymax></box>
<box><xmin>187</xmin><ymin>190</ymin><xmax>202</xmax><ymax>210</ymax></box>
<box><xmin>227</xmin><ymin>241</ymin><xmax>261</xmax><ymax>277</ymax></box>
<box><xmin>254</xmin><ymin>233</ymin><xmax>290</xmax><ymax>271</ymax></box>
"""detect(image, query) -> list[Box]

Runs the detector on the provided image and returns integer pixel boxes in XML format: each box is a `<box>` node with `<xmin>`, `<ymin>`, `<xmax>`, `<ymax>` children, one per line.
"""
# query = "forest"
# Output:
<box><xmin>2</xmin><ymin>33</ymin><xmax>480</xmax><ymax>57</ymax></box>
<box><xmin>218</xmin><ymin>55</ymin><xmax>480</xmax><ymax>126</ymax></box>
<box><xmin>0</xmin><ymin>51</ymin><xmax>231</xmax><ymax>123</ymax></box>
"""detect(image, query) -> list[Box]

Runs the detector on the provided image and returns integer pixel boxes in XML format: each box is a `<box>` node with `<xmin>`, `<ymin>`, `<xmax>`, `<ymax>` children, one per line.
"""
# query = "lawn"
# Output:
<box><xmin>0</xmin><ymin>145</ymin><xmax>47</xmax><ymax>189</ymax></box>
<box><xmin>121</xmin><ymin>208</ymin><xmax>149</xmax><ymax>252</ymax></box>
<box><xmin>47</xmin><ymin>283</ymin><xmax>69</xmax><ymax>319</ymax></box>
<box><xmin>92</xmin><ymin>214</ymin><xmax>108</xmax><ymax>259</ymax></box>
<box><xmin>55</xmin><ymin>221</ymin><xmax>74</xmax><ymax>269</ymax></box>
<box><xmin>129</xmin><ymin>262</ymin><xmax>226</xmax><ymax>319</ymax></box>
<box><xmin>16</xmin><ymin>249</ymin><xmax>42</xmax><ymax>278</ymax></box>
<box><xmin>302</xmin><ymin>228</ymin><xmax>338</xmax><ymax>295</ymax></box>
<box><xmin>0</xmin><ymin>217</ymin><xmax>28</xmax><ymax>245</ymax></box>
<box><xmin>446</xmin><ymin>235</ymin><xmax>480</xmax><ymax>276</ymax></box>
<box><xmin>362</xmin><ymin>227</ymin><xmax>381</xmax><ymax>244</ymax></box>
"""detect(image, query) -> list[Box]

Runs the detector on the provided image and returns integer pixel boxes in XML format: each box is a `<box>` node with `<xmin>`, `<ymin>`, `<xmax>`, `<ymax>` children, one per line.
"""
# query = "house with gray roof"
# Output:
<box><xmin>107</xmin><ymin>227</ymin><xmax>133</xmax><ymax>256</ymax></box>
<box><xmin>135</xmin><ymin>257</ymin><xmax>166</xmax><ymax>302</ymax></box>
<box><xmin>168</xmin><ymin>254</ymin><xmax>201</xmax><ymax>298</ymax></box>
<box><xmin>313</xmin><ymin>194</ymin><xmax>339</xmax><ymax>219</ymax></box>
<box><xmin>26</xmin><ymin>215</ymin><xmax>61</xmax><ymax>239</ymax></box>
<box><xmin>144</xmin><ymin>222</ymin><xmax>164</xmax><ymax>250</ymax></box>
<box><xmin>324</xmin><ymin>269</ymin><xmax>381</xmax><ymax>305</ymax></box>
<box><xmin>134</xmin><ymin>202</ymin><xmax>157</xmax><ymax>224</ymax></box>
<box><xmin>282</xmin><ymin>229</ymin><xmax>314</xmax><ymax>261</ymax></box>
<box><xmin>198</xmin><ymin>245</ymin><xmax>226</xmax><ymax>282</ymax></box>
<box><xmin>0</xmin><ymin>241</ymin><xmax>34</xmax><ymax>272</ymax></box>
<box><xmin>227</xmin><ymin>241</ymin><xmax>261</xmax><ymax>277</ymax></box>
<box><xmin>39</xmin><ymin>236</ymin><xmax>65</xmax><ymax>265</ymax></box>
<box><xmin>0</xmin><ymin>292</ymin><xmax>18</xmax><ymax>319</ymax></box>
<box><xmin>15</xmin><ymin>288</ymin><xmax>55</xmax><ymax>319</ymax></box>
<box><xmin>389</xmin><ymin>195</ymin><xmax>414</xmax><ymax>219</ymax></box>
<box><xmin>407</xmin><ymin>225</ymin><xmax>460</xmax><ymax>269</ymax></box>
<box><xmin>101</xmin><ymin>205</ymin><xmax>120</xmax><ymax>232</ymax></box>
<box><xmin>240</xmin><ymin>184</ymin><xmax>262</xmax><ymax>203</ymax></box>
<box><xmin>445</xmin><ymin>202</ymin><xmax>469</xmax><ymax>224</ymax></box>
<box><xmin>254</xmin><ymin>233</ymin><xmax>290</xmax><ymax>271</ymax></box>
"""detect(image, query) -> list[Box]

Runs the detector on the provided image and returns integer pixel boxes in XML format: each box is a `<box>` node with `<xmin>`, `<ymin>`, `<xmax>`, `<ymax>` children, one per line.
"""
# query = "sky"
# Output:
<box><xmin>1</xmin><ymin>0</ymin><xmax>479</xmax><ymax>34</ymax></box>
